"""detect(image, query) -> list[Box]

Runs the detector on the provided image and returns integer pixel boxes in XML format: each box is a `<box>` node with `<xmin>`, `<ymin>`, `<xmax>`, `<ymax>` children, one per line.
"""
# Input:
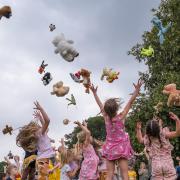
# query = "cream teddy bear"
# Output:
<box><xmin>52</xmin><ymin>33</ymin><xmax>79</xmax><ymax>62</ymax></box>
<box><xmin>51</xmin><ymin>81</ymin><xmax>69</xmax><ymax>97</ymax></box>
<box><xmin>101</xmin><ymin>68</ymin><xmax>120</xmax><ymax>83</ymax></box>
<box><xmin>163</xmin><ymin>83</ymin><xmax>180</xmax><ymax>107</ymax></box>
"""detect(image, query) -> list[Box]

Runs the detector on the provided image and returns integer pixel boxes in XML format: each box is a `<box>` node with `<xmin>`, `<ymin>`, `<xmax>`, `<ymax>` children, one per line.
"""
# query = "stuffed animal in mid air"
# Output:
<box><xmin>63</xmin><ymin>119</ymin><xmax>70</xmax><ymax>125</ymax></box>
<box><xmin>42</xmin><ymin>72</ymin><xmax>52</xmax><ymax>86</ymax></box>
<box><xmin>151</xmin><ymin>16</ymin><xmax>172</xmax><ymax>44</ymax></box>
<box><xmin>154</xmin><ymin>102</ymin><xmax>163</xmax><ymax>114</ymax></box>
<box><xmin>66</xmin><ymin>94</ymin><xmax>76</xmax><ymax>106</ymax></box>
<box><xmin>70</xmin><ymin>71</ymin><xmax>81</xmax><ymax>83</ymax></box>
<box><xmin>140</xmin><ymin>46</ymin><xmax>154</xmax><ymax>57</ymax></box>
<box><xmin>0</xmin><ymin>6</ymin><xmax>12</xmax><ymax>20</ymax></box>
<box><xmin>79</xmin><ymin>69</ymin><xmax>91</xmax><ymax>93</ymax></box>
<box><xmin>101</xmin><ymin>68</ymin><xmax>120</xmax><ymax>83</ymax></box>
<box><xmin>2</xmin><ymin>125</ymin><xmax>13</xmax><ymax>135</ymax></box>
<box><xmin>51</xmin><ymin>81</ymin><xmax>69</xmax><ymax>97</ymax></box>
<box><xmin>52</xmin><ymin>33</ymin><xmax>79</xmax><ymax>62</ymax></box>
<box><xmin>7</xmin><ymin>151</ymin><xmax>13</xmax><ymax>159</ymax></box>
<box><xmin>38</xmin><ymin>60</ymin><xmax>48</xmax><ymax>74</ymax></box>
<box><xmin>163</xmin><ymin>83</ymin><xmax>180</xmax><ymax>107</ymax></box>
<box><xmin>49</xmin><ymin>24</ymin><xmax>56</xmax><ymax>31</ymax></box>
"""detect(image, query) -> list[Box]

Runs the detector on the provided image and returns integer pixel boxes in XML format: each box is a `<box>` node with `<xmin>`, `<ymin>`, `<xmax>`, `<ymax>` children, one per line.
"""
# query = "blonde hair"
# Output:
<box><xmin>61</xmin><ymin>149</ymin><xmax>74</xmax><ymax>166</ymax></box>
<box><xmin>6</xmin><ymin>164</ymin><xmax>17</xmax><ymax>175</ymax></box>
<box><xmin>16</xmin><ymin>121</ymin><xmax>40</xmax><ymax>152</ymax></box>
<box><xmin>77</xmin><ymin>131</ymin><xmax>86</xmax><ymax>144</ymax></box>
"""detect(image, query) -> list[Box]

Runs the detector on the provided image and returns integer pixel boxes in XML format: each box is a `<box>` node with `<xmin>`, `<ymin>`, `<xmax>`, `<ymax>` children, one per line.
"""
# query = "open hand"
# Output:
<box><xmin>133</xmin><ymin>79</ymin><xmax>143</xmax><ymax>93</ymax></box>
<box><xmin>90</xmin><ymin>84</ymin><xmax>98</xmax><ymax>94</ymax></box>
<box><xmin>34</xmin><ymin>101</ymin><xmax>43</xmax><ymax>111</ymax></box>
<box><xmin>33</xmin><ymin>110</ymin><xmax>42</xmax><ymax>120</ymax></box>
<box><xmin>169</xmin><ymin>112</ymin><xmax>179</xmax><ymax>121</ymax></box>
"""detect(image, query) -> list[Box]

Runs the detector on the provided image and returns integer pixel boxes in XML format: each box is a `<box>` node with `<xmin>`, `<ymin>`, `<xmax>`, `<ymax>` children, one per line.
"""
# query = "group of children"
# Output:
<box><xmin>1</xmin><ymin>79</ymin><xmax>180</xmax><ymax>180</ymax></box>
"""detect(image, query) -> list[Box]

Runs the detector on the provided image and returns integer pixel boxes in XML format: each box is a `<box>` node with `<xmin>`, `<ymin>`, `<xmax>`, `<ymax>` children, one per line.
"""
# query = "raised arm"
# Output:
<box><xmin>120</xmin><ymin>79</ymin><xmax>143</xmax><ymax>120</ymax></box>
<box><xmin>34</xmin><ymin>101</ymin><xmax>50</xmax><ymax>135</ymax></box>
<box><xmin>90</xmin><ymin>84</ymin><xmax>105</xmax><ymax>115</ymax></box>
<box><xmin>33</xmin><ymin>110</ymin><xmax>45</xmax><ymax>126</ymax></box>
<box><xmin>74</xmin><ymin>120</ymin><xmax>91</xmax><ymax>147</ymax></box>
<box><xmin>136</xmin><ymin>121</ymin><xmax>144</xmax><ymax>144</ymax></box>
<box><xmin>165</xmin><ymin>112</ymin><xmax>180</xmax><ymax>139</ymax></box>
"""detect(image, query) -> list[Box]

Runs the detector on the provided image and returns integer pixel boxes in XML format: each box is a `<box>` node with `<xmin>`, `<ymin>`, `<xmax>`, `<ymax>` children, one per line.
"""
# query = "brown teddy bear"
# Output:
<box><xmin>0</xmin><ymin>6</ymin><xmax>12</xmax><ymax>20</ymax></box>
<box><xmin>80</xmin><ymin>69</ymin><xmax>91</xmax><ymax>93</ymax></box>
<box><xmin>51</xmin><ymin>81</ymin><xmax>69</xmax><ymax>97</ymax></box>
<box><xmin>163</xmin><ymin>83</ymin><xmax>180</xmax><ymax>107</ymax></box>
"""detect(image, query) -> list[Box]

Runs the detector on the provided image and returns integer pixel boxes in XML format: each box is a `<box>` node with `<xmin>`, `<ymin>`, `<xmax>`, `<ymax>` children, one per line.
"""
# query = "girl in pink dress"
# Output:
<box><xmin>74</xmin><ymin>121</ymin><xmax>99</xmax><ymax>180</ymax></box>
<box><xmin>90</xmin><ymin>79</ymin><xmax>143</xmax><ymax>180</ymax></box>
<box><xmin>136</xmin><ymin>112</ymin><xmax>180</xmax><ymax>180</ymax></box>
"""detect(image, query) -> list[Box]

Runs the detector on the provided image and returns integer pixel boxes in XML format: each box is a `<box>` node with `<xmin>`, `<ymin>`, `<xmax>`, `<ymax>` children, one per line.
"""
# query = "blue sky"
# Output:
<box><xmin>0</xmin><ymin>0</ymin><xmax>160</xmax><ymax>161</ymax></box>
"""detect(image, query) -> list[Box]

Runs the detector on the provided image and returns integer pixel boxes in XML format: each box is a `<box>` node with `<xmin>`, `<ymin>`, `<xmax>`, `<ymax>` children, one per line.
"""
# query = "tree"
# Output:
<box><xmin>65</xmin><ymin>116</ymin><xmax>106</xmax><ymax>148</ymax></box>
<box><xmin>127</xmin><ymin>0</ymin><xmax>180</xmax><ymax>159</ymax></box>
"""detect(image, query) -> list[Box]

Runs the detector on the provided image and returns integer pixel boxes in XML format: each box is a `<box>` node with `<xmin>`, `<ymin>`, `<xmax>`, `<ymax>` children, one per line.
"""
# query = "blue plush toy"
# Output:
<box><xmin>151</xmin><ymin>16</ymin><xmax>172</xmax><ymax>44</ymax></box>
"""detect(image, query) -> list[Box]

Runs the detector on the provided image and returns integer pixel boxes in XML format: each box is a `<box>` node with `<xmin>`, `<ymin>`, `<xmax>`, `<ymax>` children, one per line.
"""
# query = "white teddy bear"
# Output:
<box><xmin>52</xmin><ymin>33</ymin><xmax>79</xmax><ymax>62</ymax></box>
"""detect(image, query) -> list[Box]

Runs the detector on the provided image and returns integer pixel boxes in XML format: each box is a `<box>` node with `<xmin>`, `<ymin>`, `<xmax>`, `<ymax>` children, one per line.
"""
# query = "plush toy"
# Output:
<box><xmin>42</xmin><ymin>72</ymin><xmax>52</xmax><ymax>86</ymax></box>
<box><xmin>70</xmin><ymin>71</ymin><xmax>81</xmax><ymax>83</ymax></box>
<box><xmin>154</xmin><ymin>102</ymin><xmax>163</xmax><ymax>114</ymax></box>
<box><xmin>7</xmin><ymin>151</ymin><xmax>13</xmax><ymax>159</ymax></box>
<box><xmin>38</xmin><ymin>60</ymin><xmax>48</xmax><ymax>74</ymax></box>
<box><xmin>66</xmin><ymin>94</ymin><xmax>76</xmax><ymax>106</ymax></box>
<box><xmin>0</xmin><ymin>6</ymin><xmax>12</xmax><ymax>20</ymax></box>
<box><xmin>163</xmin><ymin>83</ymin><xmax>180</xmax><ymax>107</ymax></box>
<box><xmin>101</xmin><ymin>68</ymin><xmax>120</xmax><ymax>83</ymax></box>
<box><xmin>49</xmin><ymin>24</ymin><xmax>56</xmax><ymax>31</ymax></box>
<box><xmin>140</xmin><ymin>46</ymin><xmax>154</xmax><ymax>57</ymax></box>
<box><xmin>63</xmin><ymin>119</ymin><xmax>70</xmax><ymax>125</ymax></box>
<box><xmin>51</xmin><ymin>81</ymin><xmax>69</xmax><ymax>97</ymax></box>
<box><xmin>52</xmin><ymin>33</ymin><xmax>79</xmax><ymax>62</ymax></box>
<box><xmin>151</xmin><ymin>16</ymin><xmax>172</xmax><ymax>44</ymax></box>
<box><xmin>2</xmin><ymin>125</ymin><xmax>13</xmax><ymax>135</ymax></box>
<box><xmin>79</xmin><ymin>69</ymin><xmax>91</xmax><ymax>93</ymax></box>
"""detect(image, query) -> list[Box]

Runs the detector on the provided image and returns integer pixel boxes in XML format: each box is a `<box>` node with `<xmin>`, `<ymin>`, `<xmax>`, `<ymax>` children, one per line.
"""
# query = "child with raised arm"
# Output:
<box><xmin>74</xmin><ymin>120</ymin><xmax>99</xmax><ymax>180</ymax></box>
<box><xmin>90</xmin><ymin>79</ymin><xmax>143</xmax><ymax>180</ymax></box>
<box><xmin>136</xmin><ymin>112</ymin><xmax>180</xmax><ymax>180</ymax></box>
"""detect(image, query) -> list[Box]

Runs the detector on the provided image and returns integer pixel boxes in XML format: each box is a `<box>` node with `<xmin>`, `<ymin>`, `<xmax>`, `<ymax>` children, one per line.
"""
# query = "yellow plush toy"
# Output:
<box><xmin>163</xmin><ymin>83</ymin><xmax>180</xmax><ymax>107</ymax></box>
<box><xmin>101</xmin><ymin>68</ymin><xmax>120</xmax><ymax>83</ymax></box>
<box><xmin>51</xmin><ymin>81</ymin><xmax>69</xmax><ymax>97</ymax></box>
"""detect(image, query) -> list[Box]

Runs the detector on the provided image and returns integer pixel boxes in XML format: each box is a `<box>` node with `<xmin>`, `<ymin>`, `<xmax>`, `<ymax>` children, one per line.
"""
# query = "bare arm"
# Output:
<box><xmin>34</xmin><ymin>101</ymin><xmax>50</xmax><ymax>135</ymax></box>
<box><xmin>120</xmin><ymin>79</ymin><xmax>143</xmax><ymax>120</ymax></box>
<box><xmin>67</xmin><ymin>167</ymin><xmax>79</xmax><ymax>178</ymax></box>
<box><xmin>165</xmin><ymin>112</ymin><xmax>180</xmax><ymax>139</ymax></box>
<box><xmin>90</xmin><ymin>84</ymin><xmax>105</xmax><ymax>116</ymax></box>
<box><xmin>33</xmin><ymin>110</ymin><xmax>45</xmax><ymax>126</ymax></box>
<box><xmin>136</xmin><ymin>122</ymin><xmax>144</xmax><ymax>144</ymax></box>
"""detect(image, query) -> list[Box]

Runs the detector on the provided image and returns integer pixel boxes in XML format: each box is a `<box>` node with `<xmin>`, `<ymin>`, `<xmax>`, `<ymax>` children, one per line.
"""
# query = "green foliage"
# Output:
<box><xmin>127</xmin><ymin>0</ymin><xmax>180</xmax><ymax>160</ymax></box>
<box><xmin>65</xmin><ymin>116</ymin><xmax>105</xmax><ymax>148</ymax></box>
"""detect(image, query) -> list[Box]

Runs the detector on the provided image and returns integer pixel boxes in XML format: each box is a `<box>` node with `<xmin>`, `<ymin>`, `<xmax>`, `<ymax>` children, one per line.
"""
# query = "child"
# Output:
<box><xmin>128</xmin><ymin>166</ymin><xmax>137</xmax><ymax>180</ymax></box>
<box><xmin>60</xmin><ymin>150</ymin><xmax>79</xmax><ymax>180</ymax></box>
<box><xmin>6</xmin><ymin>164</ymin><xmax>20</xmax><ymax>180</ymax></box>
<box><xmin>138</xmin><ymin>162</ymin><xmax>149</xmax><ymax>180</ymax></box>
<box><xmin>74</xmin><ymin>120</ymin><xmax>99</xmax><ymax>180</ymax></box>
<box><xmin>90</xmin><ymin>79</ymin><xmax>143</xmax><ymax>180</ymax></box>
<box><xmin>136</xmin><ymin>112</ymin><xmax>180</xmax><ymax>180</ymax></box>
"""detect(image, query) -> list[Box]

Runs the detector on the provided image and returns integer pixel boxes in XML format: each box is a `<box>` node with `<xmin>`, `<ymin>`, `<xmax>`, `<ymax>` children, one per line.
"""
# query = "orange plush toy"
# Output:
<box><xmin>163</xmin><ymin>83</ymin><xmax>180</xmax><ymax>107</ymax></box>
<box><xmin>80</xmin><ymin>69</ymin><xmax>91</xmax><ymax>94</ymax></box>
<box><xmin>0</xmin><ymin>6</ymin><xmax>12</xmax><ymax>20</ymax></box>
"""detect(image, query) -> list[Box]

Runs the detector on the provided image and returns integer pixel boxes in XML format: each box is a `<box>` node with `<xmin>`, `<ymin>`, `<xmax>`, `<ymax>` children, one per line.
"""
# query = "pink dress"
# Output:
<box><xmin>102</xmin><ymin>114</ymin><xmax>133</xmax><ymax>160</ymax></box>
<box><xmin>144</xmin><ymin>128</ymin><xmax>176</xmax><ymax>180</ymax></box>
<box><xmin>79</xmin><ymin>144</ymin><xmax>99</xmax><ymax>180</ymax></box>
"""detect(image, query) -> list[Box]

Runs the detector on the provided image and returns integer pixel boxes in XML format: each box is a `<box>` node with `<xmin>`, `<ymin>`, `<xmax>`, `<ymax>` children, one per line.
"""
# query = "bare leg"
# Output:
<box><xmin>106</xmin><ymin>159</ymin><xmax>115</xmax><ymax>180</ymax></box>
<box><xmin>119</xmin><ymin>158</ymin><xmax>128</xmax><ymax>180</ymax></box>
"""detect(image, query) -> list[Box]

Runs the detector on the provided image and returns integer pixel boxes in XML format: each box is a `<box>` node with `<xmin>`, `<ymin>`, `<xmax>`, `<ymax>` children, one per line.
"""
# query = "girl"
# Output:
<box><xmin>136</xmin><ymin>112</ymin><xmax>180</xmax><ymax>180</ymax></box>
<box><xmin>6</xmin><ymin>164</ymin><xmax>20</xmax><ymax>180</ymax></box>
<box><xmin>74</xmin><ymin>120</ymin><xmax>99</xmax><ymax>180</ymax></box>
<box><xmin>90</xmin><ymin>79</ymin><xmax>143</xmax><ymax>180</ymax></box>
<box><xmin>138</xmin><ymin>162</ymin><xmax>149</xmax><ymax>180</ymax></box>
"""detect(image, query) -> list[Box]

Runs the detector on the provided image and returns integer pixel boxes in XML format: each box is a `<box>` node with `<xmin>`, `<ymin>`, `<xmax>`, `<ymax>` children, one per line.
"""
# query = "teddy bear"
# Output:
<box><xmin>49</xmin><ymin>24</ymin><xmax>56</xmax><ymax>31</ymax></box>
<box><xmin>0</xmin><ymin>6</ymin><xmax>12</xmax><ymax>20</ymax></box>
<box><xmin>52</xmin><ymin>33</ymin><xmax>79</xmax><ymax>62</ymax></box>
<box><xmin>38</xmin><ymin>60</ymin><xmax>48</xmax><ymax>74</ymax></box>
<box><xmin>101</xmin><ymin>68</ymin><xmax>120</xmax><ymax>83</ymax></box>
<box><xmin>154</xmin><ymin>102</ymin><xmax>163</xmax><ymax>114</ymax></box>
<box><xmin>51</xmin><ymin>81</ymin><xmax>69</xmax><ymax>97</ymax></box>
<box><xmin>63</xmin><ymin>119</ymin><xmax>71</xmax><ymax>125</ymax></box>
<box><xmin>163</xmin><ymin>83</ymin><xmax>180</xmax><ymax>107</ymax></box>
<box><xmin>79</xmin><ymin>69</ymin><xmax>91</xmax><ymax>93</ymax></box>
<box><xmin>42</xmin><ymin>72</ymin><xmax>52</xmax><ymax>86</ymax></box>
<box><xmin>140</xmin><ymin>46</ymin><xmax>154</xmax><ymax>57</ymax></box>
<box><xmin>69</xmin><ymin>71</ymin><xmax>81</xmax><ymax>83</ymax></box>
<box><xmin>2</xmin><ymin>125</ymin><xmax>13</xmax><ymax>135</ymax></box>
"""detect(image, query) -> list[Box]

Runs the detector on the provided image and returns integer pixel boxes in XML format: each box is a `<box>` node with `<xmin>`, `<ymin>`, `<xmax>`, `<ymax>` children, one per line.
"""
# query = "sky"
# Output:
<box><xmin>0</xmin><ymin>0</ymin><xmax>161</xmax><ymax>161</ymax></box>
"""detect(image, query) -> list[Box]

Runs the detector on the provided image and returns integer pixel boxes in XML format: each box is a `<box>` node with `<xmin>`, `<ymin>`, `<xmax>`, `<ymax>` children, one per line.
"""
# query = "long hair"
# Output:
<box><xmin>16</xmin><ymin>121</ymin><xmax>40</xmax><ymax>152</ymax></box>
<box><xmin>146</xmin><ymin>120</ymin><xmax>162</xmax><ymax>147</ymax></box>
<box><xmin>104</xmin><ymin>98</ymin><xmax>122</xmax><ymax>119</ymax></box>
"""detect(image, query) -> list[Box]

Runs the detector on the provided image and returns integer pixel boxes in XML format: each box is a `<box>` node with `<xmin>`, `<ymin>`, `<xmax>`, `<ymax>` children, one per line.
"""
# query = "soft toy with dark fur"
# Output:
<box><xmin>0</xmin><ymin>6</ymin><xmax>12</xmax><ymax>20</ymax></box>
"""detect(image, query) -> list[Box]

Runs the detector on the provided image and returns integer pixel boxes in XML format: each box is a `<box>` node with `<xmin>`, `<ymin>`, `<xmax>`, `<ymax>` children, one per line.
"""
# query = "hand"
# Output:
<box><xmin>82</xmin><ymin>120</ymin><xmax>87</xmax><ymax>127</ymax></box>
<box><xmin>133</xmin><ymin>79</ymin><xmax>143</xmax><ymax>93</ymax></box>
<box><xmin>136</xmin><ymin>121</ymin><xmax>142</xmax><ymax>129</ymax></box>
<box><xmin>169</xmin><ymin>112</ymin><xmax>179</xmax><ymax>121</ymax></box>
<box><xmin>48</xmin><ymin>169</ymin><xmax>54</xmax><ymax>174</ymax></box>
<box><xmin>74</xmin><ymin>121</ymin><xmax>81</xmax><ymax>126</ymax></box>
<box><xmin>90</xmin><ymin>84</ymin><xmax>98</xmax><ymax>94</ymax></box>
<box><xmin>59</xmin><ymin>138</ymin><xmax>64</xmax><ymax>144</ymax></box>
<box><xmin>33</xmin><ymin>110</ymin><xmax>42</xmax><ymax>120</ymax></box>
<box><xmin>34</xmin><ymin>101</ymin><xmax>43</xmax><ymax>111</ymax></box>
